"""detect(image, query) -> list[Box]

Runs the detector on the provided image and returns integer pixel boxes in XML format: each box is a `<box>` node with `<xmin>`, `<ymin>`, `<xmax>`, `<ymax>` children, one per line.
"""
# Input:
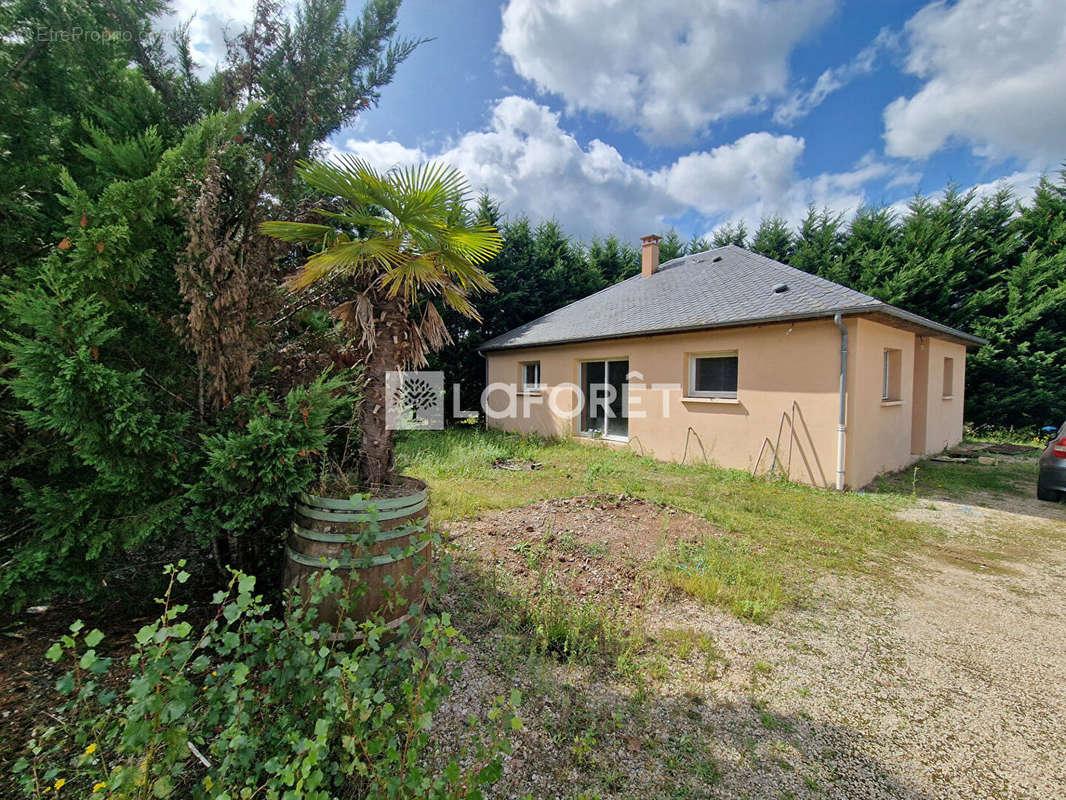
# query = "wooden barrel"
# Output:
<box><xmin>283</xmin><ymin>476</ymin><xmax>430</xmax><ymax>639</ymax></box>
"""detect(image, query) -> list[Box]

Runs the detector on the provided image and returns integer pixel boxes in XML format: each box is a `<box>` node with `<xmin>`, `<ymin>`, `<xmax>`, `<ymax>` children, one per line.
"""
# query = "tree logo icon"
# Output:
<box><xmin>385</xmin><ymin>371</ymin><xmax>445</xmax><ymax>430</ymax></box>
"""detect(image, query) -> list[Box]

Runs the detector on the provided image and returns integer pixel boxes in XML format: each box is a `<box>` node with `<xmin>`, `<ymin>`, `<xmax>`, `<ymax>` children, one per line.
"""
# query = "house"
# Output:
<box><xmin>477</xmin><ymin>237</ymin><xmax>986</xmax><ymax>490</ymax></box>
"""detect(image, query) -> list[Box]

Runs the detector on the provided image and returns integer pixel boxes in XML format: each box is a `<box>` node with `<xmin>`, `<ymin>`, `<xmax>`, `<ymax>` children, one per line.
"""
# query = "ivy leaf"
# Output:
<box><xmin>84</xmin><ymin>628</ymin><xmax>104</xmax><ymax>648</ymax></box>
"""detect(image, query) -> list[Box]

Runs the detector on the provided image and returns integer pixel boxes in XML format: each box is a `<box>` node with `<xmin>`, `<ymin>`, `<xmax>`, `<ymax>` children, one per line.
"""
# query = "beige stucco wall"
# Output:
<box><xmin>485</xmin><ymin>318</ymin><xmax>850</xmax><ymax>488</ymax></box>
<box><xmin>844</xmin><ymin>318</ymin><xmax>917</xmax><ymax>488</ymax></box>
<box><xmin>844</xmin><ymin>318</ymin><xmax>967</xmax><ymax>488</ymax></box>
<box><xmin>920</xmin><ymin>336</ymin><xmax>967</xmax><ymax>454</ymax></box>
<box><xmin>483</xmin><ymin>315</ymin><xmax>968</xmax><ymax>490</ymax></box>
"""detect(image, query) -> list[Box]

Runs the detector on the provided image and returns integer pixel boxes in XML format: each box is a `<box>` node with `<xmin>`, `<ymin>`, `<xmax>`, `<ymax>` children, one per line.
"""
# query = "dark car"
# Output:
<box><xmin>1038</xmin><ymin>421</ymin><xmax>1066</xmax><ymax>502</ymax></box>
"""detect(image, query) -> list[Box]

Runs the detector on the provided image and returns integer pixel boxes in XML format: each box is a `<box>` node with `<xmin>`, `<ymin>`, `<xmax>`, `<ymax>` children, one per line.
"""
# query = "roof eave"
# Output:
<box><xmin>478</xmin><ymin>304</ymin><xmax>986</xmax><ymax>353</ymax></box>
<box><xmin>874</xmin><ymin>305</ymin><xmax>988</xmax><ymax>347</ymax></box>
<box><xmin>479</xmin><ymin>307</ymin><xmax>871</xmax><ymax>353</ymax></box>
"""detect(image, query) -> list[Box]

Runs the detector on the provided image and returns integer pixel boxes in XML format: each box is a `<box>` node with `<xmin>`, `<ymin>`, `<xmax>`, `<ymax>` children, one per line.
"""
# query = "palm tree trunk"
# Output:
<box><xmin>358</xmin><ymin>301</ymin><xmax>405</xmax><ymax>488</ymax></box>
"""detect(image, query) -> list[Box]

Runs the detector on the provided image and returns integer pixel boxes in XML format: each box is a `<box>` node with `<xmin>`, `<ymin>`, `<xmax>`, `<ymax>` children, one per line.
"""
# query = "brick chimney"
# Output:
<box><xmin>641</xmin><ymin>234</ymin><xmax>662</xmax><ymax>277</ymax></box>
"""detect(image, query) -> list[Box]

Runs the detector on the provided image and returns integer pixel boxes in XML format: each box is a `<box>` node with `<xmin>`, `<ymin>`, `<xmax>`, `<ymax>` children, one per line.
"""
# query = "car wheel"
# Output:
<box><xmin>1037</xmin><ymin>486</ymin><xmax>1061</xmax><ymax>502</ymax></box>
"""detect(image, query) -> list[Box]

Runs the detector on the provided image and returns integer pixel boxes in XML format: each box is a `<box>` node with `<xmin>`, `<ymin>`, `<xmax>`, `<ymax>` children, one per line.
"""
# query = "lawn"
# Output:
<box><xmin>397</xmin><ymin>428</ymin><xmax>938</xmax><ymax>620</ymax></box>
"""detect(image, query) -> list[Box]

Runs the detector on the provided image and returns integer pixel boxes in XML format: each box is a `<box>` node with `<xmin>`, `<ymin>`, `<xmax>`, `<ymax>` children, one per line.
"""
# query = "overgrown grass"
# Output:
<box><xmin>871</xmin><ymin>449</ymin><xmax>1040</xmax><ymax>501</ymax></box>
<box><xmin>655</xmin><ymin>539</ymin><xmax>783</xmax><ymax>622</ymax></box>
<box><xmin>522</xmin><ymin>573</ymin><xmax>644</xmax><ymax>666</ymax></box>
<box><xmin>963</xmin><ymin>423</ymin><xmax>1048</xmax><ymax>446</ymax></box>
<box><xmin>399</xmin><ymin>428</ymin><xmax>939</xmax><ymax>619</ymax></box>
<box><xmin>654</xmin><ymin>628</ymin><xmax>725</xmax><ymax>680</ymax></box>
<box><xmin>446</xmin><ymin>553</ymin><xmax>647</xmax><ymax>676</ymax></box>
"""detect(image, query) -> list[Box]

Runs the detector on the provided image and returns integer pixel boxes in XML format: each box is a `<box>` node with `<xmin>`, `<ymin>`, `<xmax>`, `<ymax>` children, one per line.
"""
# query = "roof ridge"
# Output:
<box><xmin>479</xmin><ymin>245</ymin><xmax>980</xmax><ymax>352</ymax></box>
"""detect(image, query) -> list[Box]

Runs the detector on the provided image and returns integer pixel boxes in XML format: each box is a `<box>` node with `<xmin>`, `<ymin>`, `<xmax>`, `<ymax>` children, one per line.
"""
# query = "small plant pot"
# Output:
<box><xmin>284</xmin><ymin>476</ymin><xmax>431</xmax><ymax>641</ymax></box>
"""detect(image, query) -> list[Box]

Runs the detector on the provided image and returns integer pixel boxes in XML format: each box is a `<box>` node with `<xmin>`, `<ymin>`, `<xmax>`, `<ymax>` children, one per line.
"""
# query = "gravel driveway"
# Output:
<box><xmin>439</xmin><ymin>494</ymin><xmax>1066</xmax><ymax>799</ymax></box>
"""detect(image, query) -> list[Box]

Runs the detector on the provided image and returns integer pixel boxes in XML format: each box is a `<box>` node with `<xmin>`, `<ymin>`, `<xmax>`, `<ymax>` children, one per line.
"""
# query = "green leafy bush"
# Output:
<box><xmin>184</xmin><ymin>372</ymin><xmax>356</xmax><ymax>546</ymax></box>
<box><xmin>0</xmin><ymin>111</ymin><xmax>244</xmax><ymax>607</ymax></box>
<box><xmin>14</xmin><ymin>564</ymin><xmax>520</xmax><ymax>799</ymax></box>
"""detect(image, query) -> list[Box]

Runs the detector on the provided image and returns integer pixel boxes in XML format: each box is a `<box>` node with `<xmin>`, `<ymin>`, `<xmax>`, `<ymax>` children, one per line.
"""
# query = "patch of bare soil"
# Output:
<box><xmin>897</xmin><ymin>496</ymin><xmax>1066</xmax><ymax>538</ymax></box>
<box><xmin>446</xmin><ymin>494</ymin><xmax>719</xmax><ymax>606</ymax></box>
<box><xmin>435</xmin><ymin>494</ymin><xmax>1066</xmax><ymax>800</ymax></box>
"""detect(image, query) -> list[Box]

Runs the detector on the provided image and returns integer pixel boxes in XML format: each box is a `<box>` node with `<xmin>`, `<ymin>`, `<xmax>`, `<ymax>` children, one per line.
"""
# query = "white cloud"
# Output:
<box><xmin>439</xmin><ymin>97</ymin><xmax>679</xmax><ymax>239</ymax></box>
<box><xmin>967</xmin><ymin>169</ymin><xmax>1046</xmax><ymax>204</ymax></box>
<box><xmin>499</xmin><ymin>0</ymin><xmax>835</xmax><ymax>144</ymax></box>
<box><xmin>152</xmin><ymin>1</ymin><xmax>260</xmax><ymax>77</ymax></box>
<box><xmin>773</xmin><ymin>28</ymin><xmax>896</xmax><ymax>125</ymax></box>
<box><xmin>709</xmin><ymin>153</ymin><xmax>893</xmax><ymax>232</ymax></box>
<box><xmin>883</xmin><ymin>0</ymin><xmax>1066</xmax><ymax>162</ymax></box>
<box><xmin>883</xmin><ymin>169</ymin><xmax>1047</xmax><ymax>222</ymax></box>
<box><xmin>658</xmin><ymin>133</ymin><xmax>806</xmax><ymax>216</ymax></box>
<box><xmin>336</xmin><ymin>97</ymin><xmax>906</xmax><ymax>240</ymax></box>
<box><xmin>336</xmin><ymin>139</ymin><xmax>426</xmax><ymax>170</ymax></box>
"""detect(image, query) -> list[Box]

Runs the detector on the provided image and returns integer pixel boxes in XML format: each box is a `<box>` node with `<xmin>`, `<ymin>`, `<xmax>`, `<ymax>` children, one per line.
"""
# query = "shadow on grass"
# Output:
<box><xmin>438</xmin><ymin>556</ymin><xmax>940</xmax><ymax>800</ymax></box>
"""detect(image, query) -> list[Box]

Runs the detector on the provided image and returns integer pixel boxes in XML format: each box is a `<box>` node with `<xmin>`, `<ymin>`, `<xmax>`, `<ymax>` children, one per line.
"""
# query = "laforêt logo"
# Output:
<box><xmin>385</xmin><ymin>371</ymin><xmax>444</xmax><ymax>430</ymax></box>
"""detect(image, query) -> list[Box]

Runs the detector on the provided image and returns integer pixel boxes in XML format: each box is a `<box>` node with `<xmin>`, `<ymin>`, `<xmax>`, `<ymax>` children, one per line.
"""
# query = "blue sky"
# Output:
<box><xmin>174</xmin><ymin>0</ymin><xmax>1066</xmax><ymax>241</ymax></box>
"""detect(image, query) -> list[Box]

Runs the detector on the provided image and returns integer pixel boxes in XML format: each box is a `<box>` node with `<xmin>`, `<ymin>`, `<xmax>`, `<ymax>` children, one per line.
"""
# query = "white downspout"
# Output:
<box><xmin>833</xmin><ymin>314</ymin><xmax>848</xmax><ymax>490</ymax></box>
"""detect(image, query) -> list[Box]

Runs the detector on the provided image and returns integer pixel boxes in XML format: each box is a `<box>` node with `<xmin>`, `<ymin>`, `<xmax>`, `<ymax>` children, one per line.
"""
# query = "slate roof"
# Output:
<box><xmin>479</xmin><ymin>245</ymin><xmax>985</xmax><ymax>352</ymax></box>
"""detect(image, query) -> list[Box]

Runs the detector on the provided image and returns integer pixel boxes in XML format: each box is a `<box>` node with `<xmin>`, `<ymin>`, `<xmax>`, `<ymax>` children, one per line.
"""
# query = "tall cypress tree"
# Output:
<box><xmin>790</xmin><ymin>206</ymin><xmax>845</xmax><ymax>280</ymax></box>
<box><xmin>750</xmin><ymin>216</ymin><xmax>795</xmax><ymax>263</ymax></box>
<box><xmin>968</xmin><ymin>175</ymin><xmax>1066</xmax><ymax>427</ymax></box>
<box><xmin>0</xmin><ymin>0</ymin><xmax>416</xmax><ymax>606</ymax></box>
<box><xmin>587</xmin><ymin>235</ymin><xmax>640</xmax><ymax>283</ymax></box>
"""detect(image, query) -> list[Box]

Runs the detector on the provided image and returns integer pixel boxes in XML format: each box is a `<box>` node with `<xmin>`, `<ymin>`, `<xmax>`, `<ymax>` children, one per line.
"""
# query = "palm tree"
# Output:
<box><xmin>262</xmin><ymin>156</ymin><xmax>501</xmax><ymax>487</ymax></box>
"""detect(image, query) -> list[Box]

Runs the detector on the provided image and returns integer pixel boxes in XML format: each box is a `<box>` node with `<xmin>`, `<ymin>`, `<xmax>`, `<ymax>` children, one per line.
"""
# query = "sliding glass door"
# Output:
<box><xmin>580</xmin><ymin>359</ymin><xmax>629</xmax><ymax>439</ymax></box>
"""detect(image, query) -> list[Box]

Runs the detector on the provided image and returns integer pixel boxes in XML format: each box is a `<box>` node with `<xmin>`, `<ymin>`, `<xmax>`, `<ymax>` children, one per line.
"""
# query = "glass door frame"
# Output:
<box><xmin>578</xmin><ymin>357</ymin><xmax>630</xmax><ymax>441</ymax></box>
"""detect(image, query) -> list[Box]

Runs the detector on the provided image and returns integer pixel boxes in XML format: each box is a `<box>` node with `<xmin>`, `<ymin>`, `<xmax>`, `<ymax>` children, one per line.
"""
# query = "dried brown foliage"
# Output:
<box><xmin>175</xmin><ymin>151</ymin><xmax>278</xmax><ymax>416</ymax></box>
<box><xmin>332</xmin><ymin>287</ymin><xmax>453</xmax><ymax>370</ymax></box>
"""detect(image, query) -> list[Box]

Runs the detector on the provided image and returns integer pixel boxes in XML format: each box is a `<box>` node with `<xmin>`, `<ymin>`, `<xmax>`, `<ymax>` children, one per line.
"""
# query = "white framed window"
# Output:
<box><xmin>688</xmin><ymin>352</ymin><xmax>739</xmax><ymax>398</ymax></box>
<box><xmin>942</xmin><ymin>357</ymin><xmax>954</xmax><ymax>398</ymax></box>
<box><xmin>882</xmin><ymin>349</ymin><xmax>902</xmax><ymax>402</ymax></box>
<box><xmin>521</xmin><ymin>361</ymin><xmax>541</xmax><ymax>392</ymax></box>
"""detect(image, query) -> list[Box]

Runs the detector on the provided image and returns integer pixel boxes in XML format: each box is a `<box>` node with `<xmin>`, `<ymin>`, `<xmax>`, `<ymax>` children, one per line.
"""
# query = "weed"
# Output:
<box><xmin>449</xmin><ymin>548</ymin><xmax>647</xmax><ymax>676</ymax></box>
<box><xmin>584</xmin><ymin>541</ymin><xmax>610</xmax><ymax>559</ymax></box>
<box><xmin>873</xmin><ymin>447</ymin><xmax>1039</xmax><ymax>501</ymax></box>
<box><xmin>656</xmin><ymin>628</ymin><xmax>724</xmax><ymax>679</ymax></box>
<box><xmin>657</xmin><ymin>538</ymin><xmax>784</xmax><ymax>621</ymax></box>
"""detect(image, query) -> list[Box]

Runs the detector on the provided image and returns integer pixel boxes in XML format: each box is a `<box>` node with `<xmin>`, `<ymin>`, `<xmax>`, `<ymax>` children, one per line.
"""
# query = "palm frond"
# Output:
<box><xmin>282</xmin><ymin>238</ymin><xmax>404</xmax><ymax>292</ymax></box>
<box><xmin>259</xmin><ymin>221</ymin><xmax>340</xmax><ymax>246</ymax></box>
<box><xmin>419</xmin><ymin>301</ymin><xmax>453</xmax><ymax>353</ymax></box>
<box><xmin>265</xmin><ymin>157</ymin><xmax>500</xmax><ymax>348</ymax></box>
<box><xmin>440</xmin><ymin>282</ymin><xmax>480</xmax><ymax>321</ymax></box>
<box><xmin>294</xmin><ymin>157</ymin><xmax>382</xmax><ymax>206</ymax></box>
<box><xmin>443</xmin><ymin>224</ymin><xmax>504</xmax><ymax>265</ymax></box>
<box><xmin>388</xmin><ymin>162</ymin><xmax>469</xmax><ymax>220</ymax></box>
<box><xmin>313</xmin><ymin>207</ymin><xmax>394</xmax><ymax>233</ymax></box>
<box><xmin>435</xmin><ymin>249</ymin><xmax>498</xmax><ymax>293</ymax></box>
<box><xmin>378</xmin><ymin>253</ymin><xmax>446</xmax><ymax>303</ymax></box>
